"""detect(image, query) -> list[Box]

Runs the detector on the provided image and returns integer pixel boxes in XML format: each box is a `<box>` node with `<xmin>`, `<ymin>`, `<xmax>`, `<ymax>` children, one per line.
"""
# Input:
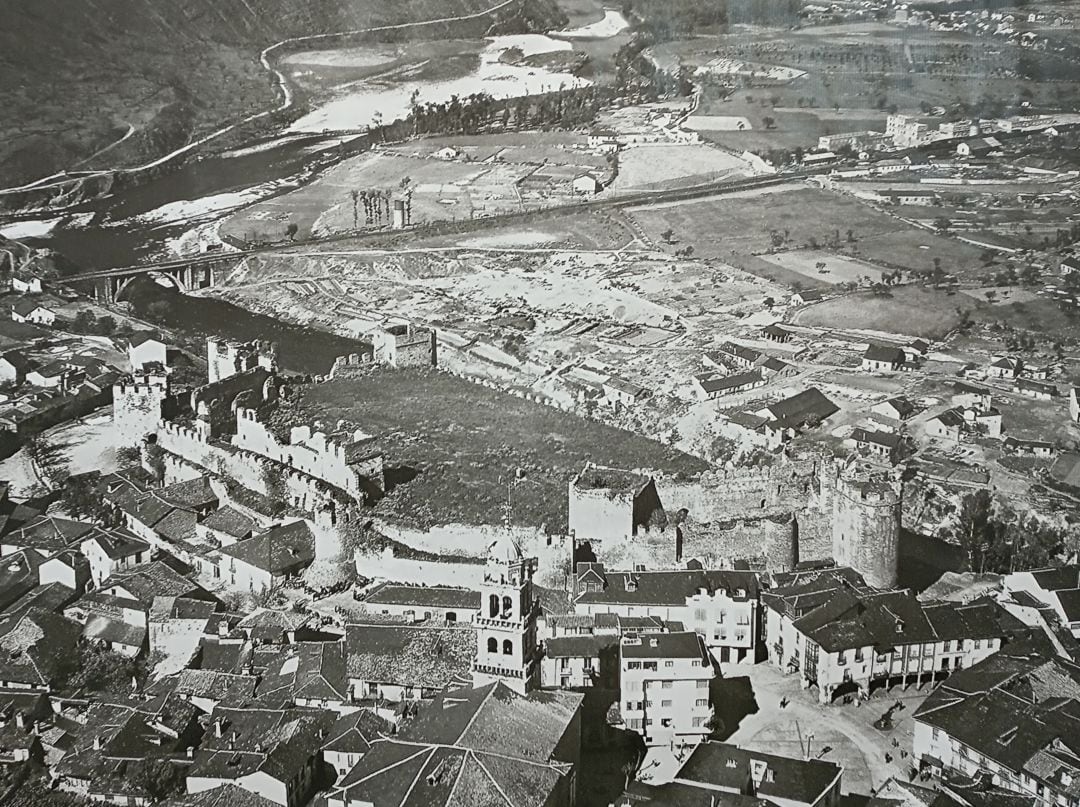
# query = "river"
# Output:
<box><xmin>0</xmin><ymin>29</ymin><xmax>625</xmax><ymax>372</ymax></box>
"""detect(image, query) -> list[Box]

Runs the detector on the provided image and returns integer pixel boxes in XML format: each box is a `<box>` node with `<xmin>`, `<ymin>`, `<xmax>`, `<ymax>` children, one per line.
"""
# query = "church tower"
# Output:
<box><xmin>472</xmin><ymin>535</ymin><xmax>540</xmax><ymax>694</ymax></box>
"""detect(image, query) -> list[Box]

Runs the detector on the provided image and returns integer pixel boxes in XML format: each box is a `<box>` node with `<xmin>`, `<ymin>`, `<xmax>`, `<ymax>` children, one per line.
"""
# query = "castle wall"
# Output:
<box><xmin>233</xmin><ymin>408</ymin><xmax>383</xmax><ymax>500</ymax></box>
<box><xmin>190</xmin><ymin>368</ymin><xmax>271</xmax><ymax>436</ymax></box>
<box><xmin>652</xmin><ymin>459</ymin><xmax>819</xmax><ymax>524</ymax></box>
<box><xmin>681</xmin><ymin>515</ymin><xmax>797</xmax><ymax>571</ymax></box>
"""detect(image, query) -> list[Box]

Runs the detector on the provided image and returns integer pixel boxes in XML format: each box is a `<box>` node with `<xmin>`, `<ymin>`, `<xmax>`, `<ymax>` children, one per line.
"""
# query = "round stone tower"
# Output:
<box><xmin>830</xmin><ymin>461</ymin><xmax>902</xmax><ymax>589</ymax></box>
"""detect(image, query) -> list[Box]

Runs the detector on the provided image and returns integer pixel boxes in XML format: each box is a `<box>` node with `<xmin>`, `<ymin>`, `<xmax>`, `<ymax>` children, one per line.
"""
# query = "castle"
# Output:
<box><xmin>568</xmin><ymin>455</ymin><xmax>901</xmax><ymax>589</ymax></box>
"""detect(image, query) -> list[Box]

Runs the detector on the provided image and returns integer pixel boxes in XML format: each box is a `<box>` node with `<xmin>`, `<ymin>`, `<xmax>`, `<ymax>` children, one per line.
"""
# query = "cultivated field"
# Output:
<box><xmin>285</xmin><ymin>368</ymin><xmax>708</xmax><ymax>529</ymax></box>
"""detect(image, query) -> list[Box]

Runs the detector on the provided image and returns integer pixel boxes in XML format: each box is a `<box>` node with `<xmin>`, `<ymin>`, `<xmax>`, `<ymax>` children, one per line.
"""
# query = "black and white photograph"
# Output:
<box><xmin>0</xmin><ymin>0</ymin><xmax>1078</xmax><ymax>805</ymax></box>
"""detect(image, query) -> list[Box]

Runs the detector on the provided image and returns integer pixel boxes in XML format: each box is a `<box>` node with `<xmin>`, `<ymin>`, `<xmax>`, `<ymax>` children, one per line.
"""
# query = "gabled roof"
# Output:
<box><xmin>0</xmin><ymin>351</ymin><xmax>32</xmax><ymax>373</ymax></box>
<box><xmin>576</xmin><ymin>568</ymin><xmax>759</xmax><ymax>607</ymax></box>
<box><xmin>697</xmin><ymin>370</ymin><xmax>763</xmax><ymax>394</ymax></box>
<box><xmin>851</xmin><ymin>428</ymin><xmax>901</xmax><ymax>450</ymax></box>
<box><xmin>201</xmin><ymin>506</ymin><xmax>254</xmax><ymax>539</ymax></box>
<box><xmin>254</xmin><ymin>641</ymin><xmax>348</xmax><ymax>705</ymax></box>
<box><xmin>363</xmin><ymin>583</ymin><xmax>481</xmax><ymax>611</ymax></box>
<box><xmin>322</xmin><ymin>708</ymin><xmax>394</xmax><ymax>755</ymax></box>
<box><xmin>0</xmin><ymin>608</ymin><xmax>82</xmax><ymax>686</ymax></box>
<box><xmin>218</xmin><ymin>521</ymin><xmax>315</xmax><ymax>574</ymax></box>
<box><xmin>765</xmin><ymin>388</ymin><xmax>838</xmax><ymax>427</ymax></box>
<box><xmin>82</xmin><ymin>527</ymin><xmax>149</xmax><ymax>560</ymax></box>
<box><xmin>678</xmin><ymin>742</ymin><xmax>842</xmax><ymax>806</ymax></box>
<box><xmin>864</xmin><ymin>345</ymin><xmax>907</xmax><ymax>364</ymax></box>
<box><xmin>331</xmin><ymin>682</ymin><xmax>582</xmax><ymax>807</ymax></box>
<box><xmin>875</xmin><ymin>397</ymin><xmax>915</xmax><ymax>418</ymax></box>
<box><xmin>932</xmin><ymin>408</ymin><xmax>966</xmax><ymax>428</ymax></box>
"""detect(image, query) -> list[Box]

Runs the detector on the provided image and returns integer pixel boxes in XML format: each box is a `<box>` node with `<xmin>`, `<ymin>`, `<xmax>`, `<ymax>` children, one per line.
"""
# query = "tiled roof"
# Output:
<box><xmin>576</xmin><ymin>568</ymin><xmax>759</xmax><ymax>607</ymax></box>
<box><xmin>331</xmin><ymin>682</ymin><xmax>581</xmax><ymax>807</ymax></box>
<box><xmin>219</xmin><ymin>521</ymin><xmax>315</xmax><ymax>574</ymax></box>
<box><xmin>322</xmin><ymin>708</ymin><xmax>393</xmax><ymax>755</ymax></box>
<box><xmin>344</xmin><ymin>623</ymin><xmax>475</xmax><ymax>690</ymax></box>
<box><xmin>0</xmin><ymin>608</ymin><xmax>81</xmax><ymax>686</ymax></box>
<box><xmin>254</xmin><ymin>641</ymin><xmax>348</xmax><ymax>705</ymax></box>
<box><xmin>914</xmin><ymin>652</ymin><xmax>1080</xmax><ymax>782</ymax></box>
<box><xmin>678</xmin><ymin>742</ymin><xmax>842</xmax><ymax>805</ymax></box>
<box><xmin>622</xmin><ymin>631</ymin><xmax>709</xmax><ymax>661</ymax></box>
<box><xmin>363</xmin><ymin>583</ymin><xmax>481</xmax><ymax>611</ymax></box>
<box><xmin>864</xmin><ymin>345</ymin><xmax>906</xmax><ymax>364</ymax></box>
<box><xmin>201</xmin><ymin>506</ymin><xmax>254</xmax><ymax>539</ymax></box>
<box><xmin>765</xmin><ymin>388</ymin><xmax>838</xmax><ymax>426</ymax></box>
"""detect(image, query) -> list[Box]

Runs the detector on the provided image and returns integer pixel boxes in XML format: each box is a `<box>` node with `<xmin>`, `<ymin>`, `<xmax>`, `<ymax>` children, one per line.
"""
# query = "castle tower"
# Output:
<box><xmin>472</xmin><ymin>535</ymin><xmax>540</xmax><ymax>694</ymax></box>
<box><xmin>113</xmin><ymin>375</ymin><xmax>170</xmax><ymax>442</ymax></box>
<box><xmin>830</xmin><ymin>462</ymin><xmax>901</xmax><ymax>589</ymax></box>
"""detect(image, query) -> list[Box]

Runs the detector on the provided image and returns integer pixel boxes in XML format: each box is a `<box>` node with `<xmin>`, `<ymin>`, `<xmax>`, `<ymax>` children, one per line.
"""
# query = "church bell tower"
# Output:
<box><xmin>472</xmin><ymin>535</ymin><xmax>540</xmax><ymax>694</ymax></box>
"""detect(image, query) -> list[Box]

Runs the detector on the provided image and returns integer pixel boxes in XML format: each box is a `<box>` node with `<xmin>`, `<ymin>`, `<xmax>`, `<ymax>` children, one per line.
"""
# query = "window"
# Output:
<box><xmin>488</xmin><ymin>594</ymin><xmax>499</xmax><ymax>618</ymax></box>
<box><xmin>855</xmin><ymin>648</ymin><xmax>864</xmax><ymax>663</ymax></box>
<box><xmin>503</xmin><ymin>640</ymin><xmax>513</xmax><ymax>655</ymax></box>
<box><xmin>696</xmin><ymin>698</ymin><xmax>708</xmax><ymax>707</ymax></box>
<box><xmin>560</xmin><ymin>658</ymin><xmax>569</xmax><ymax>670</ymax></box>
<box><xmin>718</xmin><ymin>611</ymin><xmax>727</xmax><ymax>623</ymax></box>
<box><xmin>645</xmin><ymin>719</ymin><xmax>653</xmax><ymax>726</ymax></box>
<box><xmin>838</xmin><ymin>650</ymin><xmax>847</xmax><ymax>666</ymax></box>
<box><xmin>627</xmin><ymin>662</ymin><xmax>641</xmax><ymax>670</ymax></box>
<box><xmin>696</xmin><ymin>680</ymin><xmax>709</xmax><ymax>689</ymax></box>
<box><xmin>661</xmin><ymin>699</ymin><xmax>672</xmax><ymax>707</ymax></box>
<box><xmin>644</xmin><ymin>662</ymin><xmax>657</xmax><ymax>671</ymax></box>
<box><xmin>694</xmin><ymin>608</ymin><xmax>707</xmax><ymax>622</ymax></box>
<box><xmin>737</xmin><ymin>613</ymin><xmax>749</xmax><ymax>625</ymax></box>
<box><xmin>502</xmin><ymin>596</ymin><xmax>513</xmax><ymax>615</ymax></box>
<box><xmin>692</xmin><ymin>717</ymin><xmax>705</xmax><ymax>728</ymax></box>
<box><xmin>665</xmin><ymin>660</ymin><xmax>674</xmax><ymax>668</ymax></box>
<box><xmin>923</xmin><ymin>644</ymin><xmax>933</xmax><ymax>657</ymax></box>
<box><xmin>644</xmin><ymin>700</ymin><xmax>653</xmax><ymax>708</ymax></box>
<box><xmin>487</xmin><ymin>637</ymin><xmax>498</xmax><ymax>653</ymax></box>
<box><xmin>661</xmin><ymin>681</ymin><xmax>672</xmax><ymax>689</ymax></box>
<box><xmin>735</xmin><ymin>631</ymin><xmax>746</xmax><ymax>642</ymax></box>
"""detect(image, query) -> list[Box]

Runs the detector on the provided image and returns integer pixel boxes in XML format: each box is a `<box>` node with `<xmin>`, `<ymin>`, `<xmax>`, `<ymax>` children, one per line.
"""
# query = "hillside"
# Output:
<box><xmin>0</xmin><ymin>0</ymin><xmax>566</xmax><ymax>186</ymax></box>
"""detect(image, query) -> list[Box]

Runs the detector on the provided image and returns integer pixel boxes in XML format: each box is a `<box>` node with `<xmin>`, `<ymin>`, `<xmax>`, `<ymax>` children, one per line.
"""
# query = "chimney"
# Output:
<box><xmin>186</xmin><ymin>747</ymin><xmax>194</xmax><ymax>759</ymax></box>
<box><xmin>15</xmin><ymin>712</ymin><xmax>24</xmax><ymax>730</ymax></box>
<box><xmin>214</xmin><ymin>718</ymin><xmax>224</xmax><ymax>738</ymax></box>
<box><xmin>93</xmin><ymin>735</ymin><xmax>101</xmax><ymax>751</ymax></box>
<box><xmin>218</xmin><ymin>620</ymin><xmax>228</xmax><ymax>638</ymax></box>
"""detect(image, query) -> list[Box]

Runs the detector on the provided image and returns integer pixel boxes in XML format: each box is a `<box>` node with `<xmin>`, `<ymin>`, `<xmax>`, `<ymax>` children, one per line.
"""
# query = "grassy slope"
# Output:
<box><xmin>281</xmin><ymin>368</ymin><xmax>707</xmax><ymax>530</ymax></box>
<box><xmin>0</xmin><ymin>0</ymin><xmax>566</xmax><ymax>185</ymax></box>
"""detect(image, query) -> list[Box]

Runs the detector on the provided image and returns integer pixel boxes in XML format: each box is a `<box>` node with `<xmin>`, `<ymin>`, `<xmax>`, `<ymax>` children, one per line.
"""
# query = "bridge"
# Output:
<box><xmin>67</xmin><ymin>252</ymin><xmax>248</xmax><ymax>303</ymax></box>
<box><xmin>63</xmin><ymin>171</ymin><xmax>812</xmax><ymax>301</ymax></box>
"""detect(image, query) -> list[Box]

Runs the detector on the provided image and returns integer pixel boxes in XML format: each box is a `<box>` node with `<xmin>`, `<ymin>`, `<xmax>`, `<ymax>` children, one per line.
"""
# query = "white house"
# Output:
<box><xmin>572</xmin><ymin>173</ymin><xmax>601</xmax><ymax>195</ymax></box>
<box><xmin>215</xmin><ymin>521</ymin><xmax>315</xmax><ymax>593</ymax></box>
<box><xmin>619</xmin><ymin>632</ymin><xmax>714</xmax><ymax>747</ymax></box>
<box><xmin>11</xmin><ymin>300</ymin><xmax>56</xmax><ymax>326</ymax></box>
<box><xmin>127</xmin><ymin>334</ymin><xmax>169</xmax><ymax>373</ymax></box>
<box><xmin>80</xmin><ymin>528</ymin><xmax>151</xmax><ymax>587</ymax></box>
<box><xmin>862</xmin><ymin>345</ymin><xmax>906</xmax><ymax>372</ymax></box>
<box><xmin>1002</xmin><ymin>566</ymin><xmax>1080</xmax><ymax>638</ymax></box>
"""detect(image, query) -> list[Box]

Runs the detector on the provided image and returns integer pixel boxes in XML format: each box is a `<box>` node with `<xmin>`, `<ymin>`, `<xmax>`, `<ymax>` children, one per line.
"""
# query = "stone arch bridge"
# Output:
<box><xmin>63</xmin><ymin>252</ymin><xmax>248</xmax><ymax>302</ymax></box>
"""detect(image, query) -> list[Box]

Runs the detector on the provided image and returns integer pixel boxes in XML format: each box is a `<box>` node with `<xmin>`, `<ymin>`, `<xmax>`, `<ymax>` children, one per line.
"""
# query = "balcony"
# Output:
<box><xmin>475</xmin><ymin>614</ymin><xmax>525</xmax><ymax>630</ymax></box>
<box><xmin>472</xmin><ymin>662</ymin><xmax>524</xmax><ymax>678</ymax></box>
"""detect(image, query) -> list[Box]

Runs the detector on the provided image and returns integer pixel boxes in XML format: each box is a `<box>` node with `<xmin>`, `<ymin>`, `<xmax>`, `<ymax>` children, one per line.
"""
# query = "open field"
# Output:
<box><xmin>625</xmin><ymin>185</ymin><xmax>983</xmax><ymax>281</ymax></box>
<box><xmin>792</xmin><ymin>285</ymin><xmax>966</xmax><ymax>339</ymax></box>
<box><xmin>285</xmin><ymin>368</ymin><xmax>708</xmax><ymax>529</ymax></box>
<box><xmin>610</xmin><ymin>144</ymin><xmax>753</xmax><ymax>191</ymax></box>
<box><xmin>760</xmin><ymin>250</ymin><xmax>885</xmax><ymax>285</ymax></box>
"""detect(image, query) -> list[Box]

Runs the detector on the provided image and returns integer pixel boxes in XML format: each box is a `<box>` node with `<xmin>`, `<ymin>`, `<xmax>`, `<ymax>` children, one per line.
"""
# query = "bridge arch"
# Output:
<box><xmin>114</xmin><ymin>271</ymin><xmax>185</xmax><ymax>302</ymax></box>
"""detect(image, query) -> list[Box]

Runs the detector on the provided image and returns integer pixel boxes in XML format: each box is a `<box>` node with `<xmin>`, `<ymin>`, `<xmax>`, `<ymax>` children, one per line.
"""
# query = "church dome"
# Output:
<box><xmin>487</xmin><ymin>533</ymin><xmax>523</xmax><ymax>564</ymax></box>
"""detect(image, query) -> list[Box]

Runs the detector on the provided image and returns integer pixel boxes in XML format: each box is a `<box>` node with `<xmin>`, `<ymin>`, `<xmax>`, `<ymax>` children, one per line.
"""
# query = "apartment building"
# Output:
<box><xmin>575</xmin><ymin>566</ymin><xmax>760</xmax><ymax>663</ymax></box>
<box><xmin>619</xmin><ymin>631</ymin><xmax>715</xmax><ymax>747</ymax></box>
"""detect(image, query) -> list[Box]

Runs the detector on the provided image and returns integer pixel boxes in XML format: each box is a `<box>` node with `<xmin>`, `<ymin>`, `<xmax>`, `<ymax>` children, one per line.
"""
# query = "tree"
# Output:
<box><xmin>72</xmin><ymin>310</ymin><xmax>96</xmax><ymax>332</ymax></box>
<box><xmin>762</xmin><ymin>115</ymin><xmax>776</xmax><ymax>129</ymax></box>
<box><xmin>933</xmin><ymin>217</ymin><xmax>952</xmax><ymax>233</ymax></box>
<box><xmin>134</xmin><ymin>759</ymin><xmax>185</xmax><ymax>802</ymax></box>
<box><xmin>350</xmin><ymin>189</ymin><xmax>360</xmax><ymax>230</ymax></box>
<box><xmin>660</xmin><ymin>228</ymin><xmax>675</xmax><ymax>243</ymax></box>
<box><xmin>951</xmin><ymin>490</ymin><xmax>995</xmax><ymax>572</ymax></box>
<box><xmin>285</xmin><ymin>222</ymin><xmax>298</xmax><ymax>240</ymax></box>
<box><xmin>60</xmin><ymin>472</ymin><xmax>107</xmax><ymax>521</ymax></box>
